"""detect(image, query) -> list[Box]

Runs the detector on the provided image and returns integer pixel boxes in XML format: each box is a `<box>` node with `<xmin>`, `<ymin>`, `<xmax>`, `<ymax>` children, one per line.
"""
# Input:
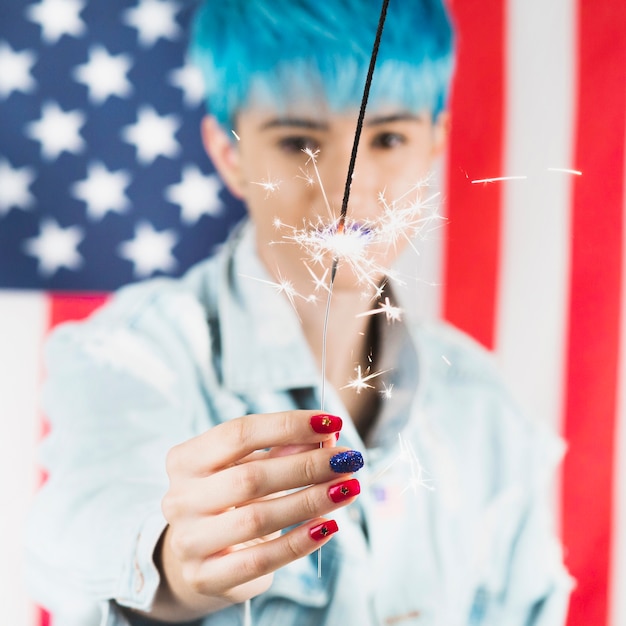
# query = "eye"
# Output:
<box><xmin>371</xmin><ymin>131</ymin><xmax>406</xmax><ymax>149</ymax></box>
<box><xmin>277</xmin><ymin>135</ymin><xmax>320</xmax><ymax>154</ymax></box>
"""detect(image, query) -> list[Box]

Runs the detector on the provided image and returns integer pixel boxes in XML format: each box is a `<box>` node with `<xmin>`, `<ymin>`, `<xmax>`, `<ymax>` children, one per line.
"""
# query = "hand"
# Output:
<box><xmin>151</xmin><ymin>410</ymin><xmax>362</xmax><ymax>621</ymax></box>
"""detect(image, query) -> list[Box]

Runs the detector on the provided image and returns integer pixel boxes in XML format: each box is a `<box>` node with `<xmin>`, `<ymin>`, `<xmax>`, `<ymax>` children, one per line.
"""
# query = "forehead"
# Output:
<box><xmin>237</xmin><ymin>101</ymin><xmax>431</xmax><ymax>132</ymax></box>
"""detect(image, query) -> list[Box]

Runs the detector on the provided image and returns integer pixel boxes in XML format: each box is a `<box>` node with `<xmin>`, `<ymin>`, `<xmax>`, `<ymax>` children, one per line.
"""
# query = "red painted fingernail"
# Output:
<box><xmin>309</xmin><ymin>519</ymin><xmax>339</xmax><ymax>541</ymax></box>
<box><xmin>335</xmin><ymin>432</ymin><xmax>340</xmax><ymax>441</ymax></box>
<box><xmin>310</xmin><ymin>414</ymin><xmax>343</xmax><ymax>434</ymax></box>
<box><xmin>328</xmin><ymin>478</ymin><xmax>360</xmax><ymax>503</ymax></box>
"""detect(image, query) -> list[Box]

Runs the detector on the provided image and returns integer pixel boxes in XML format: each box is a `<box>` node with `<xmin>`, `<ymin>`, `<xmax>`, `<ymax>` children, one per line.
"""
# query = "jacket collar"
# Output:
<box><xmin>218</xmin><ymin>221</ymin><xmax>321</xmax><ymax>395</ymax></box>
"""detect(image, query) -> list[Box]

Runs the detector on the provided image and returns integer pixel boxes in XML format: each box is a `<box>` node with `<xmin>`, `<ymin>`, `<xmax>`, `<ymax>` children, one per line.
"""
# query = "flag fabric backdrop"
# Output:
<box><xmin>0</xmin><ymin>1</ymin><xmax>624</xmax><ymax>625</ymax></box>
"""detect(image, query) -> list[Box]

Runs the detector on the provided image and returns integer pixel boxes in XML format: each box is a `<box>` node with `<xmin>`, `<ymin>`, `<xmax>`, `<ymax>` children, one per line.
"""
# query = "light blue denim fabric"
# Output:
<box><xmin>25</xmin><ymin>220</ymin><xmax>571</xmax><ymax>626</ymax></box>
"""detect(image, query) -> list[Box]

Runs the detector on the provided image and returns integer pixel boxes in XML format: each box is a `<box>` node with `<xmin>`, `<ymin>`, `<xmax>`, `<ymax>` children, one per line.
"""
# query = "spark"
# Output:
<box><xmin>296</xmin><ymin>167</ymin><xmax>315</xmax><ymax>186</ymax></box>
<box><xmin>441</xmin><ymin>354</ymin><xmax>451</xmax><ymax>366</ymax></box>
<box><xmin>471</xmin><ymin>175</ymin><xmax>528</xmax><ymax>184</ymax></box>
<box><xmin>271</xmin><ymin>148</ymin><xmax>443</xmax><ymax>295</ymax></box>
<box><xmin>379</xmin><ymin>382</ymin><xmax>394</xmax><ymax>399</ymax></box>
<box><xmin>251</xmin><ymin>177</ymin><xmax>282</xmax><ymax>196</ymax></box>
<box><xmin>231</xmin><ymin>130</ymin><xmax>241</xmax><ymax>141</ymax></box>
<box><xmin>274</xmin><ymin>182</ymin><xmax>442</xmax><ymax>292</ymax></box>
<box><xmin>398</xmin><ymin>434</ymin><xmax>435</xmax><ymax>494</ymax></box>
<box><xmin>342</xmin><ymin>364</ymin><xmax>389</xmax><ymax>394</ymax></box>
<box><xmin>303</xmin><ymin>147</ymin><xmax>334</xmax><ymax>220</ymax></box>
<box><xmin>369</xmin><ymin>433</ymin><xmax>434</xmax><ymax>493</ymax></box>
<box><xmin>547</xmin><ymin>167</ymin><xmax>582</xmax><ymax>176</ymax></box>
<box><xmin>239</xmin><ymin>271</ymin><xmax>314</xmax><ymax>313</ymax></box>
<box><xmin>304</xmin><ymin>263</ymin><xmax>330</xmax><ymax>293</ymax></box>
<box><xmin>357</xmin><ymin>296</ymin><xmax>403</xmax><ymax>323</ymax></box>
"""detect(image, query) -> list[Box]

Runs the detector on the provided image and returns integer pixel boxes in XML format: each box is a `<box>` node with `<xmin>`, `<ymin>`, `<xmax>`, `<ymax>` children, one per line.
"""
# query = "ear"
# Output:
<box><xmin>201</xmin><ymin>115</ymin><xmax>246</xmax><ymax>199</ymax></box>
<box><xmin>431</xmin><ymin>111</ymin><xmax>450</xmax><ymax>159</ymax></box>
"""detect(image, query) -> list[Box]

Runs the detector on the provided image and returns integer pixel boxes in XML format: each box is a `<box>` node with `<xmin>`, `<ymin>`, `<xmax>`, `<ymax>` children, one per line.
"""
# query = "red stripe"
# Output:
<box><xmin>443</xmin><ymin>0</ymin><xmax>506</xmax><ymax>349</ymax></box>
<box><xmin>562</xmin><ymin>2</ymin><xmax>626</xmax><ymax>625</ymax></box>
<box><xmin>38</xmin><ymin>292</ymin><xmax>108</xmax><ymax>626</ymax></box>
<box><xmin>48</xmin><ymin>292</ymin><xmax>109</xmax><ymax>328</ymax></box>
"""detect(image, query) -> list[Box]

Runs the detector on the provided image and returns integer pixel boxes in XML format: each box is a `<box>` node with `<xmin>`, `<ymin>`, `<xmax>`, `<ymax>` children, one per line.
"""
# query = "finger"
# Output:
<box><xmin>190</xmin><ymin>517</ymin><xmax>340</xmax><ymax>596</ymax></box>
<box><xmin>188</xmin><ymin>447</ymin><xmax>363</xmax><ymax>513</ymax></box>
<box><xmin>178</xmin><ymin>477</ymin><xmax>359</xmax><ymax>557</ymax></box>
<box><xmin>167</xmin><ymin>411</ymin><xmax>343</xmax><ymax>475</ymax></box>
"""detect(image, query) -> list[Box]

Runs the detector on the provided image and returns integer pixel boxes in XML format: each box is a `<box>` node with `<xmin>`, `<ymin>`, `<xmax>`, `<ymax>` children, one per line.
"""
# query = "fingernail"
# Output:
<box><xmin>310</xmin><ymin>414</ymin><xmax>343</xmax><ymax>434</ymax></box>
<box><xmin>328</xmin><ymin>478</ymin><xmax>360</xmax><ymax>503</ymax></box>
<box><xmin>310</xmin><ymin>519</ymin><xmax>339</xmax><ymax>541</ymax></box>
<box><xmin>335</xmin><ymin>432</ymin><xmax>340</xmax><ymax>441</ymax></box>
<box><xmin>330</xmin><ymin>450</ymin><xmax>364</xmax><ymax>473</ymax></box>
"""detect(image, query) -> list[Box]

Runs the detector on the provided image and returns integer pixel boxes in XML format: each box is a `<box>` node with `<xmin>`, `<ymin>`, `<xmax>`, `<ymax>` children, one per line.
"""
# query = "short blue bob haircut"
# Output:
<box><xmin>190</xmin><ymin>0</ymin><xmax>455</xmax><ymax>131</ymax></box>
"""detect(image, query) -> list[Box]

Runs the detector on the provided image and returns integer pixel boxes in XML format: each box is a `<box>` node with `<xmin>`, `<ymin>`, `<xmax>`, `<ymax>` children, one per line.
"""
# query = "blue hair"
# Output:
<box><xmin>190</xmin><ymin>0</ymin><xmax>455</xmax><ymax>131</ymax></box>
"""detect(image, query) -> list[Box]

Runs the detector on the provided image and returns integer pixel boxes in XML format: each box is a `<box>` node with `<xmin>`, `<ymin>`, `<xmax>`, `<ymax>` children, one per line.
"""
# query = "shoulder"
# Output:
<box><xmin>410</xmin><ymin>320</ymin><xmax>562</xmax><ymax>478</ymax></box>
<box><xmin>411</xmin><ymin>319</ymin><xmax>504</xmax><ymax>391</ymax></box>
<box><xmin>44</xmin><ymin>255</ymin><xmax>222</xmax><ymax>388</ymax></box>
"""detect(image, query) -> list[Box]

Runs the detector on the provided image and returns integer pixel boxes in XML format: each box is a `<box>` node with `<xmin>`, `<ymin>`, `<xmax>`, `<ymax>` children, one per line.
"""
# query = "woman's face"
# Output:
<box><xmin>204</xmin><ymin>102</ymin><xmax>448</xmax><ymax>297</ymax></box>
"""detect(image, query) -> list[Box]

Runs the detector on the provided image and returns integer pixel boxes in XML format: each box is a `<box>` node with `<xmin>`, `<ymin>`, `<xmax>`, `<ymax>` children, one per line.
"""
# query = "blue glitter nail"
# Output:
<box><xmin>330</xmin><ymin>450</ymin><xmax>364</xmax><ymax>473</ymax></box>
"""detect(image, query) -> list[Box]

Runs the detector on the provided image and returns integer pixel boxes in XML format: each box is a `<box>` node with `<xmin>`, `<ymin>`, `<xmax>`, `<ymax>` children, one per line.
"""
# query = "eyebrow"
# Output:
<box><xmin>366</xmin><ymin>112</ymin><xmax>425</xmax><ymax>126</ymax></box>
<box><xmin>260</xmin><ymin>118</ymin><xmax>329</xmax><ymax>131</ymax></box>
<box><xmin>260</xmin><ymin>112</ymin><xmax>424</xmax><ymax>132</ymax></box>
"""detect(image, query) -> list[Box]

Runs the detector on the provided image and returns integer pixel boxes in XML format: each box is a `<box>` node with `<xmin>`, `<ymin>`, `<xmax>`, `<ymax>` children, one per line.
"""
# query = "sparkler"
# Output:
<box><xmin>315</xmin><ymin>0</ymin><xmax>391</xmax><ymax>579</ymax></box>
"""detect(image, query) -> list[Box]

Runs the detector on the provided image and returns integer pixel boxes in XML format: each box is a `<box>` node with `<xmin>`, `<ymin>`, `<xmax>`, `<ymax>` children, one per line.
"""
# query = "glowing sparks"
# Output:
<box><xmin>441</xmin><ymin>354</ymin><xmax>451</xmax><ymax>366</ymax></box>
<box><xmin>471</xmin><ymin>175</ymin><xmax>528</xmax><ymax>184</ymax></box>
<box><xmin>266</xmin><ymin>148</ymin><xmax>443</xmax><ymax>294</ymax></box>
<box><xmin>296</xmin><ymin>167</ymin><xmax>315</xmax><ymax>187</ymax></box>
<box><xmin>547</xmin><ymin>167</ymin><xmax>582</xmax><ymax>176</ymax></box>
<box><xmin>379</xmin><ymin>382</ymin><xmax>394</xmax><ymax>400</ymax></box>
<box><xmin>239</xmin><ymin>271</ymin><xmax>316</xmax><ymax>313</ymax></box>
<box><xmin>357</xmin><ymin>296</ymin><xmax>403</xmax><ymax>323</ymax></box>
<box><xmin>342</xmin><ymin>364</ymin><xmax>389</xmax><ymax>393</ymax></box>
<box><xmin>398</xmin><ymin>434</ymin><xmax>434</xmax><ymax>494</ymax></box>
<box><xmin>303</xmin><ymin>147</ymin><xmax>333</xmax><ymax>220</ymax></box>
<box><xmin>304</xmin><ymin>263</ymin><xmax>330</xmax><ymax>293</ymax></box>
<box><xmin>251</xmin><ymin>177</ymin><xmax>281</xmax><ymax>196</ymax></box>
<box><xmin>369</xmin><ymin>433</ymin><xmax>434</xmax><ymax>494</ymax></box>
<box><xmin>274</xmin><ymin>187</ymin><xmax>442</xmax><ymax>291</ymax></box>
<box><xmin>231</xmin><ymin>130</ymin><xmax>241</xmax><ymax>141</ymax></box>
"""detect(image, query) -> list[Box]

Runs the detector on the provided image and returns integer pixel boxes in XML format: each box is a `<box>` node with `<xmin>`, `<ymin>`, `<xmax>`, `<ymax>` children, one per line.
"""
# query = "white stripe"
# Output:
<box><xmin>609</xmin><ymin>123</ymin><xmax>626</xmax><ymax>626</ymax></box>
<box><xmin>396</xmin><ymin>163</ymin><xmax>446</xmax><ymax>322</ymax></box>
<box><xmin>0</xmin><ymin>291</ymin><xmax>49</xmax><ymax>626</ymax></box>
<box><xmin>496</xmin><ymin>0</ymin><xmax>576</xmax><ymax>441</ymax></box>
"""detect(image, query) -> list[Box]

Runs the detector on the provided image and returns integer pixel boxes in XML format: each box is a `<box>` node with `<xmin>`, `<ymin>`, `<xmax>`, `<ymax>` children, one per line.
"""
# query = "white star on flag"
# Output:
<box><xmin>0</xmin><ymin>43</ymin><xmax>37</xmax><ymax>99</ymax></box>
<box><xmin>73</xmin><ymin>45</ymin><xmax>133</xmax><ymax>104</ymax></box>
<box><xmin>25</xmin><ymin>0</ymin><xmax>87</xmax><ymax>45</ymax></box>
<box><xmin>118</xmin><ymin>221</ymin><xmax>178</xmax><ymax>277</ymax></box>
<box><xmin>169</xmin><ymin>62</ymin><xmax>205</xmax><ymax>107</ymax></box>
<box><xmin>165</xmin><ymin>165</ymin><xmax>223</xmax><ymax>224</ymax></box>
<box><xmin>71</xmin><ymin>162</ymin><xmax>132</xmax><ymax>221</ymax></box>
<box><xmin>27</xmin><ymin>101</ymin><xmax>86</xmax><ymax>160</ymax></box>
<box><xmin>121</xmin><ymin>105</ymin><xmax>181</xmax><ymax>165</ymax></box>
<box><xmin>0</xmin><ymin>159</ymin><xmax>36</xmax><ymax>216</ymax></box>
<box><xmin>22</xmin><ymin>218</ymin><xmax>84</xmax><ymax>276</ymax></box>
<box><xmin>123</xmin><ymin>0</ymin><xmax>182</xmax><ymax>48</ymax></box>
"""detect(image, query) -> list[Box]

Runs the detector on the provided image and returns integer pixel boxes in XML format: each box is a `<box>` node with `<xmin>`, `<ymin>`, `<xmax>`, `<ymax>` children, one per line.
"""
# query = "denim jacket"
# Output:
<box><xmin>25</xmin><ymin>220</ymin><xmax>571</xmax><ymax>626</ymax></box>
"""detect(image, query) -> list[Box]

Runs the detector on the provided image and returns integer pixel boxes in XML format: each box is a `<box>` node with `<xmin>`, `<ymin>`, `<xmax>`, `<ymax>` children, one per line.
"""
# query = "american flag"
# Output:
<box><xmin>1</xmin><ymin>1</ymin><xmax>624</xmax><ymax>625</ymax></box>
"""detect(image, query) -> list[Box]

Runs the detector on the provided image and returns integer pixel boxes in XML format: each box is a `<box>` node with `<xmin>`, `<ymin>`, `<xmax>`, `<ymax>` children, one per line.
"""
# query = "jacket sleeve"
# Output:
<box><xmin>508</xmin><ymin>427</ymin><xmax>573</xmax><ymax>625</ymax></box>
<box><xmin>484</xmin><ymin>415</ymin><xmax>574</xmax><ymax>626</ymax></box>
<box><xmin>23</xmin><ymin>288</ymin><xmax>218</xmax><ymax>625</ymax></box>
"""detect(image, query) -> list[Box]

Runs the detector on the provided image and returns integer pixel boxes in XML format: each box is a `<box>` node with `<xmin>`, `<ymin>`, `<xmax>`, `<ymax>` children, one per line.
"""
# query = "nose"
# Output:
<box><xmin>318</xmin><ymin>149</ymin><xmax>379</xmax><ymax>220</ymax></box>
